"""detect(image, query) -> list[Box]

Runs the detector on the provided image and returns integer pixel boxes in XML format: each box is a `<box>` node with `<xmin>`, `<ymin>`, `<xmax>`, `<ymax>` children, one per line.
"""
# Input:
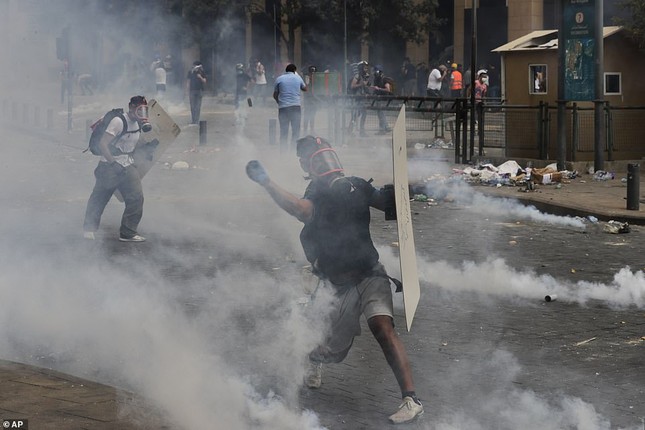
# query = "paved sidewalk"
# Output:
<box><xmin>468</xmin><ymin>173</ymin><xmax>645</xmax><ymax>225</ymax></box>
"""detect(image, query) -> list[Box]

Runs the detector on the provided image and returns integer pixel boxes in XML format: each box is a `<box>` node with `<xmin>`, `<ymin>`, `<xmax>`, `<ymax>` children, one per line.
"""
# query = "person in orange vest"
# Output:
<box><xmin>449</xmin><ymin>63</ymin><xmax>463</xmax><ymax>98</ymax></box>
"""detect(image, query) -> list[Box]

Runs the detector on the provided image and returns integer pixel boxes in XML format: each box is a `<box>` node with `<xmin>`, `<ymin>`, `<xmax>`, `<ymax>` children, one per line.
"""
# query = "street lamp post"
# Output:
<box><xmin>468</xmin><ymin>0</ymin><xmax>478</xmax><ymax>163</ymax></box>
<box><xmin>344</xmin><ymin>0</ymin><xmax>348</xmax><ymax>94</ymax></box>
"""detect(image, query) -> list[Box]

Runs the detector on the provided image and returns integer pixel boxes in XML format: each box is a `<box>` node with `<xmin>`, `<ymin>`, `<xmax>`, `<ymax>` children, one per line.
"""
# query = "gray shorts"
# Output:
<box><xmin>311</xmin><ymin>263</ymin><xmax>394</xmax><ymax>363</ymax></box>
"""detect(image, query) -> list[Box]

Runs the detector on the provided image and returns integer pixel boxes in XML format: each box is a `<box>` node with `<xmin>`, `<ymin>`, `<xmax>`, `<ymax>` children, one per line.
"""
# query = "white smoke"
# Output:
<box><xmin>431</xmin><ymin>350</ymin><xmax>616</xmax><ymax>430</ymax></box>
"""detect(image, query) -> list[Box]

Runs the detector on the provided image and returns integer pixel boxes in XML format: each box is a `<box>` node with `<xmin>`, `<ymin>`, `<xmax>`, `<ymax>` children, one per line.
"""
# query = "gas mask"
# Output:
<box><xmin>297</xmin><ymin>136</ymin><xmax>344</xmax><ymax>179</ymax></box>
<box><xmin>307</xmin><ymin>147</ymin><xmax>344</xmax><ymax>178</ymax></box>
<box><xmin>132</xmin><ymin>104</ymin><xmax>152</xmax><ymax>133</ymax></box>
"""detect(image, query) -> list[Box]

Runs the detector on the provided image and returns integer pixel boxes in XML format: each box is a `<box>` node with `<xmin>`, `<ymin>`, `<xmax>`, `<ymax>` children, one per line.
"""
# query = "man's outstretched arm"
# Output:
<box><xmin>246</xmin><ymin>160</ymin><xmax>313</xmax><ymax>223</ymax></box>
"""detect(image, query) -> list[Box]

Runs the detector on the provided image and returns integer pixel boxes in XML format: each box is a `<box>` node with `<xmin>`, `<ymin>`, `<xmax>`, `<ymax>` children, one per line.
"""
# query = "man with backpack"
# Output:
<box><xmin>83</xmin><ymin>95</ymin><xmax>151</xmax><ymax>242</ymax></box>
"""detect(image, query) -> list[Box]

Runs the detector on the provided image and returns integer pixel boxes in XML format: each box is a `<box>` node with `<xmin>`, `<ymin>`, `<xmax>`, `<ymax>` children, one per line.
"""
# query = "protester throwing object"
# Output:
<box><xmin>245</xmin><ymin>136</ymin><xmax>424</xmax><ymax>424</ymax></box>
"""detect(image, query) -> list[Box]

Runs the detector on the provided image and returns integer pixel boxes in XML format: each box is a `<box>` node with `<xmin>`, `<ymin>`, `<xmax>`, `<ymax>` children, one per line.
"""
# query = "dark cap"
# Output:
<box><xmin>129</xmin><ymin>95</ymin><xmax>147</xmax><ymax>106</ymax></box>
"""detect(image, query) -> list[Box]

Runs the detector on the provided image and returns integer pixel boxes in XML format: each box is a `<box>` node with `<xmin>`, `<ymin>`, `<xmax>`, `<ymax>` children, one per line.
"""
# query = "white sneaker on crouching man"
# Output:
<box><xmin>388</xmin><ymin>395</ymin><xmax>424</xmax><ymax>424</ymax></box>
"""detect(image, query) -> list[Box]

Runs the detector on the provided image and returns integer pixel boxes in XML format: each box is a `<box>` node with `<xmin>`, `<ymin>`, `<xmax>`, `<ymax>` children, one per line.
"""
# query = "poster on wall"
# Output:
<box><xmin>561</xmin><ymin>0</ymin><xmax>596</xmax><ymax>101</ymax></box>
<box><xmin>529</xmin><ymin>65</ymin><xmax>548</xmax><ymax>94</ymax></box>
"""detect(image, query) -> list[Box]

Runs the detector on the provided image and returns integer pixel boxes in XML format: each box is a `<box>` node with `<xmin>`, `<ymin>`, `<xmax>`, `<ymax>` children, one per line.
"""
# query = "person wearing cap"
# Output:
<box><xmin>83</xmin><ymin>96</ymin><xmax>152</xmax><ymax>242</ymax></box>
<box><xmin>244</xmin><ymin>137</ymin><xmax>424</xmax><ymax>424</ymax></box>
<box><xmin>449</xmin><ymin>63</ymin><xmax>463</xmax><ymax>98</ymax></box>
<box><xmin>273</xmin><ymin>63</ymin><xmax>308</xmax><ymax>152</ymax></box>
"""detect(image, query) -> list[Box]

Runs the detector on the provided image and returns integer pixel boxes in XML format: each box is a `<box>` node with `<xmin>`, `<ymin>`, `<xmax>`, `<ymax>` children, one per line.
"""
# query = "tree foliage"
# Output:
<box><xmin>615</xmin><ymin>0</ymin><xmax>645</xmax><ymax>49</ymax></box>
<box><xmin>99</xmin><ymin>0</ymin><xmax>441</xmax><ymax>62</ymax></box>
<box><xmin>248</xmin><ymin>0</ymin><xmax>441</xmax><ymax>62</ymax></box>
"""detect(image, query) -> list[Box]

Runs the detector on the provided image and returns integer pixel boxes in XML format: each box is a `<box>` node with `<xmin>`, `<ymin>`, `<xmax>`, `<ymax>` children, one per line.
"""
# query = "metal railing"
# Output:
<box><xmin>324</xmin><ymin>95</ymin><xmax>645</xmax><ymax>163</ymax></box>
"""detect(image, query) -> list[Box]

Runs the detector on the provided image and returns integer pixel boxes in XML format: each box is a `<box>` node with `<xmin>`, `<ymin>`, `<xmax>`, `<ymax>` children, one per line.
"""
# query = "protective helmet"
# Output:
<box><xmin>296</xmin><ymin>136</ymin><xmax>344</xmax><ymax>178</ymax></box>
<box><xmin>308</xmin><ymin>65</ymin><xmax>317</xmax><ymax>73</ymax></box>
<box><xmin>374</xmin><ymin>64</ymin><xmax>383</xmax><ymax>76</ymax></box>
<box><xmin>235</xmin><ymin>63</ymin><xmax>245</xmax><ymax>74</ymax></box>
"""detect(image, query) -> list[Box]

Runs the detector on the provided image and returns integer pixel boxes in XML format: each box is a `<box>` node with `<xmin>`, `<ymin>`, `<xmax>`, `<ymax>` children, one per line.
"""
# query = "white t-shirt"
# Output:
<box><xmin>155</xmin><ymin>67</ymin><xmax>167</xmax><ymax>85</ymax></box>
<box><xmin>102</xmin><ymin>114</ymin><xmax>140</xmax><ymax>167</ymax></box>
<box><xmin>255</xmin><ymin>63</ymin><xmax>267</xmax><ymax>85</ymax></box>
<box><xmin>427</xmin><ymin>68</ymin><xmax>442</xmax><ymax>90</ymax></box>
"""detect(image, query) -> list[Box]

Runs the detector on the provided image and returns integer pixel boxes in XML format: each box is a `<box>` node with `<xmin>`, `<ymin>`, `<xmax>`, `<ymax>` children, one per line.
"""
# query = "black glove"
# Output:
<box><xmin>246</xmin><ymin>160</ymin><xmax>270</xmax><ymax>185</ymax></box>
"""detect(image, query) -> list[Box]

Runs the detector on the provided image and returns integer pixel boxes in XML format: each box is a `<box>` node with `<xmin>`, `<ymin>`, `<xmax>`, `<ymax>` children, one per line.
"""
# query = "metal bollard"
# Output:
<box><xmin>268</xmin><ymin>119</ymin><xmax>276</xmax><ymax>146</ymax></box>
<box><xmin>199</xmin><ymin>120</ymin><xmax>207</xmax><ymax>145</ymax></box>
<box><xmin>626</xmin><ymin>163</ymin><xmax>640</xmax><ymax>210</ymax></box>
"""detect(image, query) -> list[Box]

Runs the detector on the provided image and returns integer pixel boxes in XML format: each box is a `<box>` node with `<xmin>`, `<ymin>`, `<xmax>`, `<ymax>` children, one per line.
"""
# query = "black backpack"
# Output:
<box><xmin>86</xmin><ymin>108</ymin><xmax>132</xmax><ymax>155</ymax></box>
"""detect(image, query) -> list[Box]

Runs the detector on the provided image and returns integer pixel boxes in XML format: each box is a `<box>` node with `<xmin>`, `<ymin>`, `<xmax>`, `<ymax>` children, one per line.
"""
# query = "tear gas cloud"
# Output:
<box><xmin>0</xmin><ymin>1</ymin><xmax>641</xmax><ymax>429</ymax></box>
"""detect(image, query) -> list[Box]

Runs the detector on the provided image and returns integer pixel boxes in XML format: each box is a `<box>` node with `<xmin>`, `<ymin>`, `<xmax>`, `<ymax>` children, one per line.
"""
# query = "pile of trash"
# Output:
<box><xmin>453</xmin><ymin>160</ymin><xmax>579</xmax><ymax>187</ymax></box>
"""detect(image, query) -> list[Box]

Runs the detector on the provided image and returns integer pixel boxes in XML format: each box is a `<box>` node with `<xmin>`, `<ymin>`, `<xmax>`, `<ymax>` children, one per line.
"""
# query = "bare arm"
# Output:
<box><xmin>262</xmin><ymin>180</ymin><xmax>313</xmax><ymax>223</ymax></box>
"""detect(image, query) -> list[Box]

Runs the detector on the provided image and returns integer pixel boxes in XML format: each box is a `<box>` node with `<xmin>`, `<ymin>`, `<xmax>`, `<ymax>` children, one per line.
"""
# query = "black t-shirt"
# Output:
<box><xmin>187</xmin><ymin>68</ymin><xmax>205</xmax><ymax>91</ymax></box>
<box><xmin>300</xmin><ymin>177</ymin><xmax>381</xmax><ymax>280</ymax></box>
<box><xmin>402</xmin><ymin>63</ymin><xmax>415</xmax><ymax>80</ymax></box>
<box><xmin>236</xmin><ymin>73</ymin><xmax>251</xmax><ymax>97</ymax></box>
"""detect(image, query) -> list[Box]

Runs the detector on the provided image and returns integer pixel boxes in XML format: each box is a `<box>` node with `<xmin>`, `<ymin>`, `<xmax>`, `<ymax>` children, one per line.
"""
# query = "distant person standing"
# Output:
<box><xmin>151</xmin><ymin>59</ymin><xmax>167</xmax><ymax>99</ymax></box>
<box><xmin>302</xmin><ymin>65</ymin><xmax>320</xmax><ymax>134</ymax></box>
<box><xmin>253</xmin><ymin>59</ymin><xmax>268</xmax><ymax>105</ymax></box>
<box><xmin>426</xmin><ymin>63</ymin><xmax>446</xmax><ymax>98</ymax></box>
<box><xmin>400</xmin><ymin>57</ymin><xmax>416</xmax><ymax>96</ymax></box>
<box><xmin>186</xmin><ymin>61</ymin><xmax>207</xmax><ymax>124</ymax></box>
<box><xmin>416</xmin><ymin>62</ymin><xmax>429</xmax><ymax>98</ymax></box>
<box><xmin>449</xmin><ymin>63</ymin><xmax>463</xmax><ymax>98</ymax></box>
<box><xmin>273</xmin><ymin>63</ymin><xmax>307</xmax><ymax>151</ymax></box>
<box><xmin>235</xmin><ymin>63</ymin><xmax>252</xmax><ymax>126</ymax></box>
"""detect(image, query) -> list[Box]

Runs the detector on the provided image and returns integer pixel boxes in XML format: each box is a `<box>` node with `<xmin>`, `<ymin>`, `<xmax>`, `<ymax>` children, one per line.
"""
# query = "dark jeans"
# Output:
<box><xmin>83</xmin><ymin>162</ymin><xmax>144</xmax><ymax>238</ymax></box>
<box><xmin>377</xmin><ymin>110</ymin><xmax>388</xmax><ymax>131</ymax></box>
<box><xmin>303</xmin><ymin>101</ymin><xmax>318</xmax><ymax>133</ymax></box>
<box><xmin>278</xmin><ymin>105</ymin><xmax>301</xmax><ymax>151</ymax></box>
<box><xmin>348</xmin><ymin>108</ymin><xmax>367</xmax><ymax>134</ymax></box>
<box><xmin>189</xmin><ymin>89</ymin><xmax>203</xmax><ymax>124</ymax></box>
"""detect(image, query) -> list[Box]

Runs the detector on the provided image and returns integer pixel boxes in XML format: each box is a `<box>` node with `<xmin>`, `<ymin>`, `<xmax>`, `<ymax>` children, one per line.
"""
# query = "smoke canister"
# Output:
<box><xmin>544</xmin><ymin>294</ymin><xmax>557</xmax><ymax>302</ymax></box>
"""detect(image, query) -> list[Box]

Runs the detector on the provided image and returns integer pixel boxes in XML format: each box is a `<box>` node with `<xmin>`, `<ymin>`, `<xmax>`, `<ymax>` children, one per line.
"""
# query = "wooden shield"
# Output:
<box><xmin>392</xmin><ymin>105</ymin><xmax>421</xmax><ymax>332</ymax></box>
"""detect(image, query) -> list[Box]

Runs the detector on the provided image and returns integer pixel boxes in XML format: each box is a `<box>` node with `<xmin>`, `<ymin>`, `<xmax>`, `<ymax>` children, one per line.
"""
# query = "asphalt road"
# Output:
<box><xmin>1</xmin><ymin>104</ymin><xmax>644</xmax><ymax>429</ymax></box>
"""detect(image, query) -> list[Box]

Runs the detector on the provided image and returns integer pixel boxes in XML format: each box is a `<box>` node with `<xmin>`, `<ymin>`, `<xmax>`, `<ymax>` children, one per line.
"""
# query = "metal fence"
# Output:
<box><xmin>324</xmin><ymin>96</ymin><xmax>645</xmax><ymax>162</ymax></box>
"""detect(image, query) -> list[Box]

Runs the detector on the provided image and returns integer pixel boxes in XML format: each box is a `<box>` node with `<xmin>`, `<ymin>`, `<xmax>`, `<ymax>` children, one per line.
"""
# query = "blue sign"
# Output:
<box><xmin>561</xmin><ymin>0</ymin><xmax>596</xmax><ymax>101</ymax></box>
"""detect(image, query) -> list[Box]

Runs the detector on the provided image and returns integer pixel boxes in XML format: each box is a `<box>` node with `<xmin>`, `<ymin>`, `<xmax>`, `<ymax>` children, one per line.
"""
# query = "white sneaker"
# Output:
<box><xmin>304</xmin><ymin>362</ymin><xmax>322</xmax><ymax>389</ymax></box>
<box><xmin>119</xmin><ymin>234</ymin><xmax>146</xmax><ymax>242</ymax></box>
<box><xmin>83</xmin><ymin>231</ymin><xmax>95</xmax><ymax>240</ymax></box>
<box><xmin>388</xmin><ymin>396</ymin><xmax>424</xmax><ymax>424</ymax></box>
